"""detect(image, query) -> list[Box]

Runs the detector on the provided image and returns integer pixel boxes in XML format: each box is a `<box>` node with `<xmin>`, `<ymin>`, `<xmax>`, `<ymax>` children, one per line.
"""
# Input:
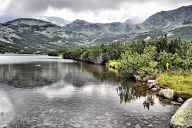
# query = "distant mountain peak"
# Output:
<box><xmin>72</xmin><ymin>19</ymin><xmax>91</xmax><ymax>24</ymax></box>
<box><xmin>0</xmin><ymin>5</ymin><xmax>192</xmax><ymax>54</ymax></box>
<box><xmin>39</xmin><ymin>16</ymin><xmax>71</xmax><ymax>26</ymax></box>
<box><xmin>124</xmin><ymin>19</ymin><xmax>135</xmax><ymax>24</ymax></box>
<box><xmin>143</xmin><ymin>5</ymin><xmax>192</xmax><ymax>28</ymax></box>
<box><xmin>124</xmin><ymin>18</ymin><xmax>141</xmax><ymax>25</ymax></box>
<box><xmin>66</xmin><ymin>19</ymin><xmax>92</xmax><ymax>28</ymax></box>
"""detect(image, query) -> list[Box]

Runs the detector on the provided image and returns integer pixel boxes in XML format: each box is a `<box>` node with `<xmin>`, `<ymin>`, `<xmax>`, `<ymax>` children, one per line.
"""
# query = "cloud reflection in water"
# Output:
<box><xmin>0</xmin><ymin>89</ymin><xmax>15</xmax><ymax>127</ymax></box>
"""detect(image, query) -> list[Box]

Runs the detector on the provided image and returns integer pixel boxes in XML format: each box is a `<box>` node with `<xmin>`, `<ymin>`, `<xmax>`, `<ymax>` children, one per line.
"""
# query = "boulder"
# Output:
<box><xmin>159</xmin><ymin>89</ymin><xmax>174</xmax><ymax>100</ymax></box>
<box><xmin>147</xmin><ymin>80</ymin><xmax>159</xmax><ymax>89</ymax></box>
<box><xmin>171</xmin><ymin>98</ymin><xmax>192</xmax><ymax>128</ymax></box>
<box><xmin>148</xmin><ymin>80</ymin><xmax>156</xmax><ymax>84</ymax></box>
<box><xmin>151</xmin><ymin>88</ymin><xmax>158</xmax><ymax>92</ymax></box>
<box><xmin>89</xmin><ymin>56</ymin><xmax>104</xmax><ymax>64</ymax></box>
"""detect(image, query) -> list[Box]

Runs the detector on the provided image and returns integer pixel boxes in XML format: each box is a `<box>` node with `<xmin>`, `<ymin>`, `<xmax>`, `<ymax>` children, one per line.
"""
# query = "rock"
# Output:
<box><xmin>95</xmin><ymin>115</ymin><xmax>105</xmax><ymax>120</ymax></box>
<box><xmin>134</xmin><ymin>75</ymin><xmax>142</xmax><ymax>82</ymax></box>
<box><xmin>148</xmin><ymin>80</ymin><xmax>156</xmax><ymax>84</ymax></box>
<box><xmin>89</xmin><ymin>56</ymin><xmax>104</xmax><ymax>64</ymax></box>
<box><xmin>134</xmin><ymin>75</ymin><xmax>149</xmax><ymax>82</ymax></box>
<box><xmin>148</xmin><ymin>83</ymin><xmax>155</xmax><ymax>89</ymax></box>
<box><xmin>73</xmin><ymin>123</ymin><xmax>82</xmax><ymax>128</ymax></box>
<box><xmin>178</xmin><ymin>97</ymin><xmax>184</xmax><ymax>103</ymax></box>
<box><xmin>159</xmin><ymin>89</ymin><xmax>174</xmax><ymax>100</ymax></box>
<box><xmin>147</xmin><ymin>80</ymin><xmax>159</xmax><ymax>89</ymax></box>
<box><xmin>171</xmin><ymin>101</ymin><xmax>182</xmax><ymax>105</ymax></box>
<box><xmin>171</xmin><ymin>98</ymin><xmax>192</xmax><ymax>128</ymax></box>
<box><xmin>151</xmin><ymin>88</ymin><xmax>158</xmax><ymax>92</ymax></box>
<box><xmin>142</xmin><ymin>75</ymin><xmax>149</xmax><ymax>82</ymax></box>
<box><xmin>143</xmin><ymin>121</ymin><xmax>148</xmax><ymax>124</ymax></box>
<box><xmin>147</xmin><ymin>124</ymin><xmax>153</xmax><ymax>128</ymax></box>
<box><xmin>91</xmin><ymin>120</ymin><xmax>99</xmax><ymax>125</ymax></box>
<box><xmin>135</xmin><ymin>124</ymin><xmax>141</xmax><ymax>128</ymax></box>
<box><xmin>126</xmin><ymin>122</ymin><xmax>131</xmax><ymax>126</ymax></box>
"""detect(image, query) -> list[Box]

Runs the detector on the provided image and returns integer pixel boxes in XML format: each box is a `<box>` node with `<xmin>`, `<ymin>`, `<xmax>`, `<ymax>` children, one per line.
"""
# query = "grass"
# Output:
<box><xmin>157</xmin><ymin>72</ymin><xmax>192</xmax><ymax>98</ymax></box>
<box><xmin>107</xmin><ymin>60</ymin><xmax>121</xmax><ymax>69</ymax></box>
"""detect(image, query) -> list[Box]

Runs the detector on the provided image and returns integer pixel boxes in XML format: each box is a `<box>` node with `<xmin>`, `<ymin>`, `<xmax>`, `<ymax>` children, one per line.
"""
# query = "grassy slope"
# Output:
<box><xmin>157</xmin><ymin>72</ymin><xmax>192</xmax><ymax>98</ymax></box>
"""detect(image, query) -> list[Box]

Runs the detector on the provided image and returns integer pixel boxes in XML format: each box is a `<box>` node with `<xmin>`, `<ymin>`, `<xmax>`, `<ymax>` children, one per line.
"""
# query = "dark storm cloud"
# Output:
<box><xmin>4</xmin><ymin>0</ymin><xmax>192</xmax><ymax>16</ymax></box>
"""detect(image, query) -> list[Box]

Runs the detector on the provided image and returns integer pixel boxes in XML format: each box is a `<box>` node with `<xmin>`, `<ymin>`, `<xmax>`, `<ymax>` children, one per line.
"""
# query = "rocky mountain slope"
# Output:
<box><xmin>143</xmin><ymin>5</ymin><xmax>192</xmax><ymax>29</ymax></box>
<box><xmin>0</xmin><ymin>5</ymin><xmax>192</xmax><ymax>54</ymax></box>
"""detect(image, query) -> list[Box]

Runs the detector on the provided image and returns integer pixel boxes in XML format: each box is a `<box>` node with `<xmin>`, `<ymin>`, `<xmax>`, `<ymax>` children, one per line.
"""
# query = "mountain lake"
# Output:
<box><xmin>0</xmin><ymin>55</ymin><xmax>179</xmax><ymax>128</ymax></box>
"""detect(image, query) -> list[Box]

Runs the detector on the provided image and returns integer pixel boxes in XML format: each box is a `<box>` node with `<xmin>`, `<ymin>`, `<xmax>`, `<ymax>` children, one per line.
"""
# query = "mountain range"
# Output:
<box><xmin>0</xmin><ymin>5</ymin><xmax>192</xmax><ymax>54</ymax></box>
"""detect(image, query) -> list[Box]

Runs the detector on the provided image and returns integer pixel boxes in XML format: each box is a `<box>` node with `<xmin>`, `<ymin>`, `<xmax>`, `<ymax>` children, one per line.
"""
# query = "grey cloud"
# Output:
<box><xmin>4</xmin><ymin>0</ymin><xmax>153</xmax><ymax>16</ymax></box>
<box><xmin>3</xmin><ymin>0</ymin><xmax>192</xmax><ymax>17</ymax></box>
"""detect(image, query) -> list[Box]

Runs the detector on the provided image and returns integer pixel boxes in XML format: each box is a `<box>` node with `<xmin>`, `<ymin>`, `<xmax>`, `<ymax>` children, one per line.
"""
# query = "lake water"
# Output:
<box><xmin>0</xmin><ymin>55</ymin><xmax>178</xmax><ymax>128</ymax></box>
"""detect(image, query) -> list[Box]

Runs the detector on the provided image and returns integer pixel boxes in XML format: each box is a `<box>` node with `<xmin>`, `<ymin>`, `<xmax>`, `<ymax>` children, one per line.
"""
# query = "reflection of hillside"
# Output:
<box><xmin>78</xmin><ymin>62</ymin><xmax>122</xmax><ymax>83</ymax></box>
<box><xmin>0</xmin><ymin>61</ymin><xmax>122</xmax><ymax>88</ymax></box>
<box><xmin>0</xmin><ymin>62</ymin><xmax>85</xmax><ymax>88</ymax></box>
<box><xmin>0</xmin><ymin>60</ymin><xmax>175</xmax><ymax>112</ymax></box>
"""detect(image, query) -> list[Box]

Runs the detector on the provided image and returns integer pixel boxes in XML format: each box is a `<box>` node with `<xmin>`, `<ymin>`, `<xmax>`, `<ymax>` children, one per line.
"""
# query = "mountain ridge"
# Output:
<box><xmin>0</xmin><ymin>5</ymin><xmax>192</xmax><ymax>54</ymax></box>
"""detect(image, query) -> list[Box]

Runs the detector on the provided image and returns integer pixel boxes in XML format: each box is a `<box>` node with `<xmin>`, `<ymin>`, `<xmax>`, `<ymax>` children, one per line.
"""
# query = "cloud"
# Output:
<box><xmin>1</xmin><ymin>0</ymin><xmax>192</xmax><ymax>22</ymax></box>
<box><xmin>5</xmin><ymin>0</ymin><xmax>192</xmax><ymax>16</ymax></box>
<box><xmin>4</xmin><ymin>0</ymin><xmax>131</xmax><ymax>16</ymax></box>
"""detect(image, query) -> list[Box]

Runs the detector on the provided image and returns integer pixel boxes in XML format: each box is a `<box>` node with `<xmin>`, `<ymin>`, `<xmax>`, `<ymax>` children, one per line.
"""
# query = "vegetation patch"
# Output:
<box><xmin>157</xmin><ymin>72</ymin><xmax>192</xmax><ymax>98</ymax></box>
<box><xmin>107</xmin><ymin>60</ymin><xmax>121</xmax><ymax>69</ymax></box>
<box><xmin>50</xmin><ymin>35</ymin><xmax>192</xmax><ymax>98</ymax></box>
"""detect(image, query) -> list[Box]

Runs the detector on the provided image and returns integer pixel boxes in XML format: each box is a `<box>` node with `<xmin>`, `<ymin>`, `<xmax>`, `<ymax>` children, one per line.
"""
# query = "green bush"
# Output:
<box><xmin>120</xmin><ymin>49</ymin><xmax>158</xmax><ymax>78</ymax></box>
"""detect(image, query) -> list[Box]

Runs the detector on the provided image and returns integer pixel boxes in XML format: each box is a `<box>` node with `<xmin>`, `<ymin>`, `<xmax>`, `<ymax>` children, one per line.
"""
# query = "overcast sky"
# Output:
<box><xmin>0</xmin><ymin>0</ymin><xmax>192</xmax><ymax>23</ymax></box>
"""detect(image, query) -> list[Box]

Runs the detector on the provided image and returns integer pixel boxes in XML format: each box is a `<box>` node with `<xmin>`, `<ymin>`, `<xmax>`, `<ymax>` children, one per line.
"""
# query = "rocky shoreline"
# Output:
<box><xmin>102</xmin><ymin>65</ymin><xmax>192</xmax><ymax>128</ymax></box>
<box><xmin>136</xmin><ymin>77</ymin><xmax>192</xmax><ymax>128</ymax></box>
<box><xmin>64</xmin><ymin>57</ymin><xmax>192</xmax><ymax>128</ymax></box>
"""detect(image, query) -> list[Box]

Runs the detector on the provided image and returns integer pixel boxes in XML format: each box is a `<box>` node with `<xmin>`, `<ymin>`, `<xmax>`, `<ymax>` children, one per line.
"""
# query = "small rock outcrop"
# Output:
<box><xmin>134</xmin><ymin>75</ymin><xmax>149</xmax><ymax>82</ymax></box>
<box><xmin>88</xmin><ymin>56</ymin><xmax>104</xmax><ymax>64</ymax></box>
<box><xmin>178</xmin><ymin>97</ymin><xmax>184</xmax><ymax>103</ymax></box>
<box><xmin>171</xmin><ymin>98</ymin><xmax>192</xmax><ymax>128</ymax></box>
<box><xmin>159</xmin><ymin>89</ymin><xmax>174</xmax><ymax>100</ymax></box>
<box><xmin>151</xmin><ymin>88</ymin><xmax>158</xmax><ymax>92</ymax></box>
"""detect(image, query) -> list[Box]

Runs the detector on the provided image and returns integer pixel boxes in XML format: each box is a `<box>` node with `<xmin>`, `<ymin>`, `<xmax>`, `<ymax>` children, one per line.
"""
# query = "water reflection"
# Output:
<box><xmin>0</xmin><ymin>56</ymin><xmax>178</xmax><ymax>128</ymax></box>
<box><xmin>0</xmin><ymin>62</ymin><xmax>100</xmax><ymax>88</ymax></box>
<box><xmin>143</xmin><ymin>95</ymin><xmax>155</xmax><ymax>110</ymax></box>
<box><xmin>0</xmin><ymin>60</ymin><xmax>173</xmax><ymax>109</ymax></box>
<box><xmin>0</xmin><ymin>86</ymin><xmax>15</xmax><ymax>127</ymax></box>
<box><xmin>37</xmin><ymin>80</ymin><xmax>75</xmax><ymax>99</ymax></box>
<box><xmin>116</xmin><ymin>81</ymin><xmax>148</xmax><ymax>104</ymax></box>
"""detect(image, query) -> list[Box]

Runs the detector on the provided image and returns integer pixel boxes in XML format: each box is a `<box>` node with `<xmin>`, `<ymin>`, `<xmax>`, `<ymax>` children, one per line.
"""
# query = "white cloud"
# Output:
<box><xmin>41</xmin><ymin>1</ymin><xmax>192</xmax><ymax>23</ymax></box>
<box><xmin>0</xmin><ymin>0</ymin><xmax>11</xmax><ymax>15</ymax></box>
<box><xmin>0</xmin><ymin>0</ymin><xmax>192</xmax><ymax>23</ymax></box>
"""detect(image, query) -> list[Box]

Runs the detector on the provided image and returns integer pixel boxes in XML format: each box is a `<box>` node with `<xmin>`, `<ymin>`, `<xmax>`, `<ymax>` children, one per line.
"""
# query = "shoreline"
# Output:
<box><xmin>63</xmin><ymin>57</ymin><xmax>189</xmax><ymax>102</ymax></box>
<box><xmin>63</xmin><ymin>58</ymin><xmax>192</xmax><ymax>127</ymax></box>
